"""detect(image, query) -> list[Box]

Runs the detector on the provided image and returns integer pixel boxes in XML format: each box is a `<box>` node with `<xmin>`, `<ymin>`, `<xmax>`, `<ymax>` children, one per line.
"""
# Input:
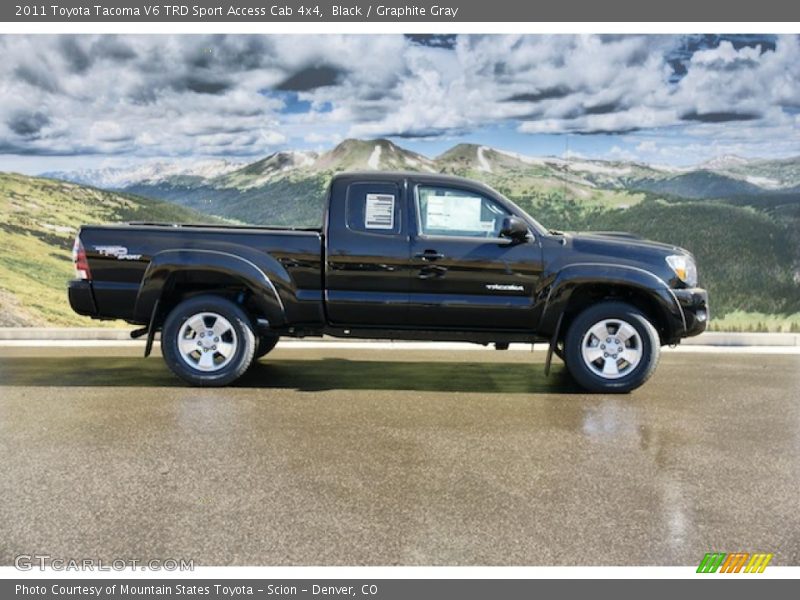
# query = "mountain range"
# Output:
<box><xmin>43</xmin><ymin>139</ymin><xmax>800</xmax><ymax>223</ymax></box>
<box><xmin>43</xmin><ymin>158</ymin><xmax>243</xmax><ymax>190</ymax></box>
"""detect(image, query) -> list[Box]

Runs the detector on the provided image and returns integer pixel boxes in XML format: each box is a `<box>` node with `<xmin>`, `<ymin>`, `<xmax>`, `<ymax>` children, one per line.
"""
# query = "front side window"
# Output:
<box><xmin>416</xmin><ymin>185</ymin><xmax>510</xmax><ymax>238</ymax></box>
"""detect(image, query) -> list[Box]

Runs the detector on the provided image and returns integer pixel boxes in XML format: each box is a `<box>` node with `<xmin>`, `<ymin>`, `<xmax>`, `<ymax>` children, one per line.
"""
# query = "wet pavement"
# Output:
<box><xmin>0</xmin><ymin>345</ymin><xmax>798</xmax><ymax>566</ymax></box>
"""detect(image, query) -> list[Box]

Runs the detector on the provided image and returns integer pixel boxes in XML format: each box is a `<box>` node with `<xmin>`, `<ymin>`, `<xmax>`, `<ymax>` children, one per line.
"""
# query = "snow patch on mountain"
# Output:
<box><xmin>367</xmin><ymin>145</ymin><xmax>382</xmax><ymax>169</ymax></box>
<box><xmin>477</xmin><ymin>146</ymin><xmax>492</xmax><ymax>172</ymax></box>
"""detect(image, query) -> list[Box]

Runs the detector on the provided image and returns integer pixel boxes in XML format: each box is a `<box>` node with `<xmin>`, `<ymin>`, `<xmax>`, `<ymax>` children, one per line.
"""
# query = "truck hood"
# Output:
<box><xmin>566</xmin><ymin>231</ymin><xmax>685</xmax><ymax>256</ymax></box>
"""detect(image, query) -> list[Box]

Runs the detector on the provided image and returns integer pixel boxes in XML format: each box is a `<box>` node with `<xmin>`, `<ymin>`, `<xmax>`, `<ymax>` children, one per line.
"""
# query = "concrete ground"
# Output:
<box><xmin>0</xmin><ymin>344</ymin><xmax>798</xmax><ymax>566</ymax></box>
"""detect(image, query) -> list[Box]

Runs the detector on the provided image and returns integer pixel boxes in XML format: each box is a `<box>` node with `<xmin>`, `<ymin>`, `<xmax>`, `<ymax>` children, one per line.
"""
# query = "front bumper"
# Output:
<box><xmin>673</xmin><ymin>287</ymin><xmax>709</xmax><ymax>338</ymax></box>
<box><xmin>68</xmin><ymin>279</ymin><xmax>97</xmax><ymax>316</ymax></box>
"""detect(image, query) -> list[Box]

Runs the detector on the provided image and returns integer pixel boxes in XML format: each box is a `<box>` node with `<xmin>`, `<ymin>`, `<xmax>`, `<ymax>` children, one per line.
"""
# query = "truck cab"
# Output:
<box><xmin>324</xmin><ymin>172</ymin><xmax>546</xmax><ymax>331</ymax></box>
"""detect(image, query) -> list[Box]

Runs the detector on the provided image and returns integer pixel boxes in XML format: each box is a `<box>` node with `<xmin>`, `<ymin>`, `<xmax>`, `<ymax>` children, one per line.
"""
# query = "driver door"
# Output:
<box><xmin>406</xmin><ymin>183</ymin><xmax>543</xmax><ymax>329</ymax></box>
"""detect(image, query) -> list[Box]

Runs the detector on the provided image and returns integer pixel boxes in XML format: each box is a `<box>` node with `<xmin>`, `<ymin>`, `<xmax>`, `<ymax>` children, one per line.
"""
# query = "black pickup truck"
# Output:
<box><xmin>69</xmin><ymin>172</ymin><xmax>708</xmax><ymax>392</ymax></box>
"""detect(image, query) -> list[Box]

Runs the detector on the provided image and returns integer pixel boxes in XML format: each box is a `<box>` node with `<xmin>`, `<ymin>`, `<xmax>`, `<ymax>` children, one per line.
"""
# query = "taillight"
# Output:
<box><xmin>72</xmin><ymin>236</ymin><xmax>91</xmax><ymax>280</ymax></box>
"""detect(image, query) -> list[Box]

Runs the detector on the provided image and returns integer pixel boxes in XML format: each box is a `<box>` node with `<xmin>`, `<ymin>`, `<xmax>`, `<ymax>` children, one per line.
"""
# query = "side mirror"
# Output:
<box><xmin>499</xmin><ymin>216</ymin><xmax>529</xmax><ymax>241</ymax></box>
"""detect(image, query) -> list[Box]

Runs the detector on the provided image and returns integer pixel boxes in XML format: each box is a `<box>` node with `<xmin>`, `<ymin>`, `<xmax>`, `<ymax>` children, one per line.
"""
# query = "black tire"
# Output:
<box><xmin>161</xmin><ymin>295</ymin><xmax>256</xmax><ymax>387</ymax></box>
<box><xmin>254</xmin><ymin>333</ymin><xmax>280</xmax><ymax>359</ymax></box>
<box><xmin>563</xmin><ymin>301</ymin><xmax>660</xmax><ymax>393</ymax></box>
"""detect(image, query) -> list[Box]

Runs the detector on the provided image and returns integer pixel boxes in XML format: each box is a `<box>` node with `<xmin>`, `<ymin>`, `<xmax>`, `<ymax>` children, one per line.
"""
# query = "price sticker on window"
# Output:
<box><xmin>426</xmin><ymin>195</ymin><xmax>483</xmax><ymax>231</ymax></box>
<box><xmin>365</xmin><ymin>193</ymin><xmax>395</xmax><ymax>230</ymax></box>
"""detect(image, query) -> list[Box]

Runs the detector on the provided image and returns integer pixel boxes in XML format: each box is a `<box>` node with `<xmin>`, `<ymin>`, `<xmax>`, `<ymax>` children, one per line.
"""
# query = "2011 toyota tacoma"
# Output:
<box><xmin>68</xmin><ymin>172</ymin><xmax>708</xmax><ymax>392</ymax></box>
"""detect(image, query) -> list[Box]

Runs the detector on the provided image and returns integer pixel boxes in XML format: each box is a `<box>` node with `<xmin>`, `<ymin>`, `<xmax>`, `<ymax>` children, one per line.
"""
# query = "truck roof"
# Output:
<box><xmin>330</xmin><ymin>170</ymin><xmax>500</xmax><ymax>191</ymax></box>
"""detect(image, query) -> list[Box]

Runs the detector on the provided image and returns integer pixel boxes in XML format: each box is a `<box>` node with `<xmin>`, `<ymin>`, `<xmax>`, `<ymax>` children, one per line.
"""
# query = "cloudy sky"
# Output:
<box><xmin>1</xmin><ymin>33</ymin><xmax>799</xmax><ymax>173</ymax></box>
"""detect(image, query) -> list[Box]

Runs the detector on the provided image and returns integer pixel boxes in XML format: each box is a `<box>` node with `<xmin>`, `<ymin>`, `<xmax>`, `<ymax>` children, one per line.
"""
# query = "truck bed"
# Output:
<box><xmin>71</xmin><ymin>222</ymin><xmax>324</xmax><ymax>326</ymax></box>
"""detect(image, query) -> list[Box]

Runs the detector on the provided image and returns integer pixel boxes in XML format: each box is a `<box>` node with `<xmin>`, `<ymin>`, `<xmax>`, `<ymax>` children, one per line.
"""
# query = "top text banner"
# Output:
<box><xmin>4</xmin><ymin>0</ymin><xmax>800</xmax><ymax>22</ymax></box>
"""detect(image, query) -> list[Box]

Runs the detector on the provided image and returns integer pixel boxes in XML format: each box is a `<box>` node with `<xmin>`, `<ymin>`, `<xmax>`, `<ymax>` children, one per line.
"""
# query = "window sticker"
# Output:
<box><xmin>365</xmin><ymin>193</ymin><xmax>395</xmax><ymax>229</ymax></box>
<box><xmin>426</xmin><ymin>195</ymin><xmax>483</xmax><ymax>231</ymax></box>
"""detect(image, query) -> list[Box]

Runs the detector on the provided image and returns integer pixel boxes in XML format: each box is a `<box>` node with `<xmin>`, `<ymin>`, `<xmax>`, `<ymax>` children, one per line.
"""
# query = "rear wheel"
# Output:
<box><xmin>161</xmin><ymin>295</ymin><xmax>256</xmax><ymax>387</ymax></box>
<box><xmin>563</xmin><ymin>301</ymin><xmax>660</xmax><ymax>393</ymax></box>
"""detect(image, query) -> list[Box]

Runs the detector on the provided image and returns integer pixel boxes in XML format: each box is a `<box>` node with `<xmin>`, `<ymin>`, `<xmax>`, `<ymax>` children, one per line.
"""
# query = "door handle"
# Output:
<box><xmin>414</xmin><ymin>250</ymin><xmax>445</xmax><ymax>261</ymax></box>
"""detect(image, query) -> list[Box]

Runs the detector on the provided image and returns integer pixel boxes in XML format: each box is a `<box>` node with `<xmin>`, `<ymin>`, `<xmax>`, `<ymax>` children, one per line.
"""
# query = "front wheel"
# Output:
<box><xmin>563</xmin><ymin>301</ymin><xmax>660</xmax><ymax>393</ymax></box>
<box><xmin>161</xmin><ymin>295</ymin><xmax>256</xmax><ymax>387</ymax></box>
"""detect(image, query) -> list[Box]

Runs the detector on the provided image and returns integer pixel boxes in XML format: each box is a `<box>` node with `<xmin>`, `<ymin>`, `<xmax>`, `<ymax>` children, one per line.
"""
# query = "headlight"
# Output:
<box><xmin>666</xmin><ymin>254</ymin><xmax>697</xmax><ymax>287</ymax></box>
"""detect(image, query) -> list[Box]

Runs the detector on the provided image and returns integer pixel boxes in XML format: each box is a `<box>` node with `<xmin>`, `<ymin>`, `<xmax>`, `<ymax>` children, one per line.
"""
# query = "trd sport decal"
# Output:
<box><xmin>93</xmin><ymin>245</ymin><xmax>142</xmax><ymax>260</ymax></box>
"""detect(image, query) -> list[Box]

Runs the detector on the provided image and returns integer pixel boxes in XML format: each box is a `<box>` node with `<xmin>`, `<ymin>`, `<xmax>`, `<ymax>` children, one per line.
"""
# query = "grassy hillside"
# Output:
<box><xmin>0</xmin><ymin>172</ymin><xmax>220</xmax><ymax>326</ymax></box>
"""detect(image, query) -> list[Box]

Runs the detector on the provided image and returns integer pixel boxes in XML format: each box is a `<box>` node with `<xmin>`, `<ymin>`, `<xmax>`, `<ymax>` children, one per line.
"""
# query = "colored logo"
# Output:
<box><xmin>697</xmin><ymin>552</ymin><xmax>774</xmax><ymax>573</ymax></box>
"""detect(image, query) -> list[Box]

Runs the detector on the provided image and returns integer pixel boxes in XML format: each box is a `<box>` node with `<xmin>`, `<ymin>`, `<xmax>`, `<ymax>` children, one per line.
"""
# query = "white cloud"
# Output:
<box><xmin>0</xmin><ymin>34</ymin><xmax>798</xmax><ymax>161</ymax></box>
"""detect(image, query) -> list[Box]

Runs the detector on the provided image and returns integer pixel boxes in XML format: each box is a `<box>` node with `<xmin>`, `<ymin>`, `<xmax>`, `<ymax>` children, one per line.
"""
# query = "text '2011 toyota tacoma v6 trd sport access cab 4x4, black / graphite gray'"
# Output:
<box><xmin>68</xmin><ymin>172</ymin><xmax>708</xmax><ymax>392</ymax></box>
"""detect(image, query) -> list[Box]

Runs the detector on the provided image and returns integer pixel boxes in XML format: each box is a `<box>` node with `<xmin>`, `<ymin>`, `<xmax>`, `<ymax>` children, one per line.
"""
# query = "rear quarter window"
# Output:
<box><xmin>345</xmin><ymin>183</ymin><xmax>402</xmax><ymax>235</ymax></box>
